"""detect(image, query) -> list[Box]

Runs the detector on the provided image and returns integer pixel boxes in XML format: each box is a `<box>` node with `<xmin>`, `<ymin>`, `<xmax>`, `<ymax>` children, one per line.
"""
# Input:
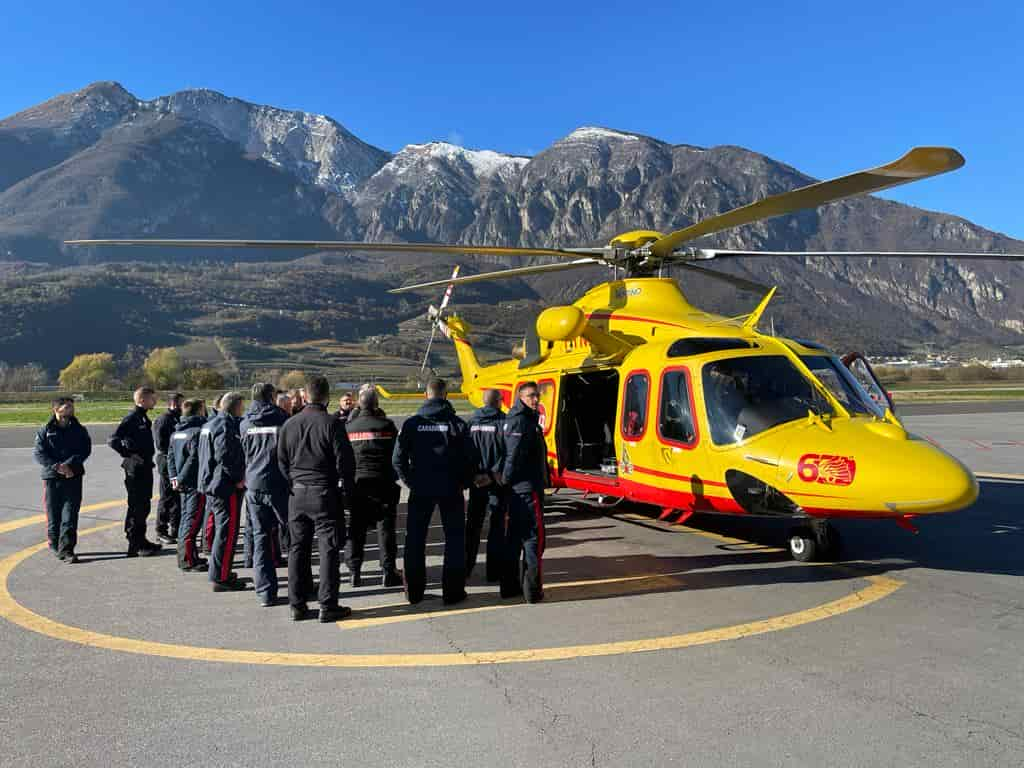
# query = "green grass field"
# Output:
<box><xmin>0</xmin><ymin>401</ymin><xmax>134</xmax><ymax>426</ymax></box>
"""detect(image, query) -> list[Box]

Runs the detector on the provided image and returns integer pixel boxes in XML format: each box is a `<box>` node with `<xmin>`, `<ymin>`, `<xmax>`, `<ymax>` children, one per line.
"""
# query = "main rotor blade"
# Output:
<box><xmin>649</xmin><ymin>147</ymin><xmax>965</xmax><ymax>259</ymax></box>
<box><xmin>389</xmin><ymin>258</ymin><xmax>603</xmax><ymax>294</ymax></box>
<box><xmin>692</xmin><ymin>249</ymin><xmax>1024</xmax><ymax>261</ymax></box>
<box><xmin>64</xmin><ymin>238</ymin><xmax>604</xmax><ymax>260</ymax></box>
<box><xmin>676</xmin><ymin>263</ymin><xmax>775</xmax><ymax>294</ymax></box>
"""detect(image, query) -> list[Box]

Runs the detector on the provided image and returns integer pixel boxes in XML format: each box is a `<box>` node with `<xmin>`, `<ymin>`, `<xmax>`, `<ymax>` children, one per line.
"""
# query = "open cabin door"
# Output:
<box><xmin>841</xmin><ymin>352</ymin><xmax>896</xmax><ymax>414</ymax></box>
<box><xmin>554</xmin><ymin>370</ymin><xmax>620</xmax><ymax>478</ymax></box>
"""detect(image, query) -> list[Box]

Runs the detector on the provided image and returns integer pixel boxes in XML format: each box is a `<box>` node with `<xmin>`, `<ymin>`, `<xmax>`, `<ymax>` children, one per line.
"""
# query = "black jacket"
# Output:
<box><xmin>240</xmin><ymin>401</ymin><xmax>288</xmax><ymax>493</ymax></box>
<box><xmin>108</xmin><ymin>406</ymin><xmax>155</xmax><ymax>471</ymax></box>
<box><xmin>346</xmin><ymin>407</ymin><xmax>398</xmax><ymax>485</ymax></box>
<box><xmin>501</xmin><ymin>400</ymin><xmax>548</xmax><ymax>494</ymax></box>
<box><xmin>197</xmin><ymin>411</ymin><xmax>245</xmax><ymax>499</ymax></box>
<box><xmin>468</xmin><ymin>405</ymin><xmax>506</xmax><ymax>479</ymax></box>
<box><xmin>152</xmin><ymin>407</ymin><xmax>181</xmax><ymax>456</ymax></box>
<box><xmin>34</xmin><ymin>416</ymin><xmax>92</xmax><ymax>480</ymax></box>
<box><xmin>167</xmin><ymin>414</ymin><xmax>205</xmax><ymax>491</ymax></box>
<box><xmin>277</xmin><ymin>402</ymin><xmax>355</xmax><ymax>493</ymax></box>
<box><xmin>392</xmin><ymin>398</ymin><xmax>477</xmax><ymax>496</ymax></box>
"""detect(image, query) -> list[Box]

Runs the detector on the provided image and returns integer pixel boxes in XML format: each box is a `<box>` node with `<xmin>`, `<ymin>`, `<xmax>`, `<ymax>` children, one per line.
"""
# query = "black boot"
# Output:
<box><xmin>319</xmin><ymin>605</ymin><xmax>353</xmax><ymax>623</ymax></box>
<box><xmin>383</xmin><ymin>568</ymin><xmax>403</xmax><ymax>587</ymax></box>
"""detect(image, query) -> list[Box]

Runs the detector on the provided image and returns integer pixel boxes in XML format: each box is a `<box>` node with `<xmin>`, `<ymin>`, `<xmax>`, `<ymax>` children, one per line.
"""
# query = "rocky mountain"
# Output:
<box><xmin>1</xmin><ymin>81</ymin><xmax>1023</xmax><ymax>359</ymax></box>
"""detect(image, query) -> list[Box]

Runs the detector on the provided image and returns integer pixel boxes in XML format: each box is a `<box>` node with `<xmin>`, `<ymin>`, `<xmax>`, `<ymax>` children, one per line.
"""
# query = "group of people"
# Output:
<box><xmin>33</xmin><ymin>375</ymin><xmax>549</xmax><ymax>623</ymax></box>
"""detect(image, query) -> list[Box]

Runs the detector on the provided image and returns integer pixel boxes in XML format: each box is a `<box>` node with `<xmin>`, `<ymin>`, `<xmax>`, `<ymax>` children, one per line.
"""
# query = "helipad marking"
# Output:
<box><xmin>0</xmin><ymin>521</ymin><xmax>903</xmax><ymax>667</ymax></box>
<box><xmin>0</xmin><ymin>498</ymin><xmax>131</xmax><ymax>535</ymax></box>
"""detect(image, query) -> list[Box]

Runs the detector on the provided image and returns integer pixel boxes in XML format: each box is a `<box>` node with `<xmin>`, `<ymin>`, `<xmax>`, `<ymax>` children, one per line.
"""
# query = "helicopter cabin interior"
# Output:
<box><xmin>552</xmin><ymin>363</ymin><xmax>703</xmax><ymax>480</ymax></box>
<box><xmin>556</xmin><ymin>370</ymin><xmax>620</xmax><ymax>476</ymax></box>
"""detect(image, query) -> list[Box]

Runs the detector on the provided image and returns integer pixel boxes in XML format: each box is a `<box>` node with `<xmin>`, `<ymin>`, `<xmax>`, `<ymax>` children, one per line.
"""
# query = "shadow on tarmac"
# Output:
<box><xmin>614</xmin><ymin>479</ymin><xmax>1023</xmax><ymax>578</ymax></box>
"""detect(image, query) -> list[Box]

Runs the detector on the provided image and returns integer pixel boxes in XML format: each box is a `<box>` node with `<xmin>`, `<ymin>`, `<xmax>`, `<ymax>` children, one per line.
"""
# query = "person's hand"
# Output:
<box><xmin>492</xmin><ymin>472</ymin><xmax>504</xmax><ymax>486</ymax></box>
<box><xmin>473</xmin><ymin>473</ymin><xmax>491</xmax><ymax>488</ymax></box>
<box><xmin>57</xmin><ymin>464</ymin><xmax>73</xmax><ymax>478</ymax></box>
<box><xmin>235</xmin><ymin>481</ymin><xmax>245</xmax><ymax>490</ymax></box>
<box><xmin>171</xmin><ymin>479</ymin><xmax>179</xmax><ymax>491</ymax></box>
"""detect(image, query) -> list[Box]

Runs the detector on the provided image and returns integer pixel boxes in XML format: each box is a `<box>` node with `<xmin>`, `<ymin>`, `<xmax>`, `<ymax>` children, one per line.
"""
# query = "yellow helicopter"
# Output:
<box><xmin>69</xmin><ymin>146</ymin><xmax>1024</xmax><ymax>561</ymax></box>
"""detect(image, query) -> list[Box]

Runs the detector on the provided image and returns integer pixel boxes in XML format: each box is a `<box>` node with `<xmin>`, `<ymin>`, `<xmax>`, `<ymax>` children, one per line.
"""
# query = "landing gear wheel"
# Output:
<box><xmin>788</xmin><ymin>529</ymin><xmax>818</xmax><ymax>562</ymax></box>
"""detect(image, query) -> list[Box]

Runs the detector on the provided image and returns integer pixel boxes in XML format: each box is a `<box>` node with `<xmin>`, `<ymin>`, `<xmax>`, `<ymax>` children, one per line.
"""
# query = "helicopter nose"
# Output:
<box><xmin>880</xmin><ymin>433</ymin><xmax>979</xmax><ymax>516</ymax></box>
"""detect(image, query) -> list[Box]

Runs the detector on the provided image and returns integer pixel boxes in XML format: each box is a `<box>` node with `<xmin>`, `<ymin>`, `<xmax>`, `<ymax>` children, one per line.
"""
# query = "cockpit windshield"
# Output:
<box><xmin>800</xmin><ymin>356</ymin><xmax>885</xmax><ymax>418</ymax></box>
<box><xmin>703</xmin><ymin>355</ymin><xmax>832</xmax><ymax>446</ymax></box>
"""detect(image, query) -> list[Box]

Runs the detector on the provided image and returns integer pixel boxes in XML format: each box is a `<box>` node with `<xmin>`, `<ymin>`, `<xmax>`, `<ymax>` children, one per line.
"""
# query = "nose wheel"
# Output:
<box><xmin>788</xmin><ymin>521</ymin><xmax>840</xmax><ymax>562</ymax></box>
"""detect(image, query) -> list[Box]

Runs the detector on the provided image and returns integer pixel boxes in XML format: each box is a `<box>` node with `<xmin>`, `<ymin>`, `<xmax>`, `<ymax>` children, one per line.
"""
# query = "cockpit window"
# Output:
<box><xmin>703</xmin><ymin>355</ymin><xmax>831</xmax><ymax>445</ymax></box>
<box><xmin>800</xmin><ymin>356</ymin><xmax>884</xmax><ymax>418</ymax></box>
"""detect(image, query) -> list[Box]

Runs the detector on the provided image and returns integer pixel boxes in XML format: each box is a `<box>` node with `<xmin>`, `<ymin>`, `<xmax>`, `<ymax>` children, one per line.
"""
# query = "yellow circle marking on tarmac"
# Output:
<box><xmin>0</xmin><ymin>520</ymin><xmax>904</xmax><ymax>668</ymax></box>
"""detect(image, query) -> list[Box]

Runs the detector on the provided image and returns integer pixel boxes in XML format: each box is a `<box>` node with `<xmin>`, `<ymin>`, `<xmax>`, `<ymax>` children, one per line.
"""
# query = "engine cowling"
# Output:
<box><xmin>536</xmin><ymin>306</ymin><xmax>587</xmax><ymax>341</ymax></box>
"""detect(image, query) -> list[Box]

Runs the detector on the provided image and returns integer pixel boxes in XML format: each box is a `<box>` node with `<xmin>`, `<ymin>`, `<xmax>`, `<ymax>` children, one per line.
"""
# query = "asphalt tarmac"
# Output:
<box><xmin>0</xmin><ymin>406</ymin><xmax>1021</xmax><ymax>767</ymax></box>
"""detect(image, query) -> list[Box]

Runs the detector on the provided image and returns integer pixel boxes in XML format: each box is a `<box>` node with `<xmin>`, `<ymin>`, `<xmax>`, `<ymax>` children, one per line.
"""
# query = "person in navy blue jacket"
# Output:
<box><xmin>465</xmin><ymin>389</ymin><xmax>506</xmax><ymax>582</ymax></box>
<box><xmin>198</xmin><ymin>392</ymin><xmax>247</xmax><ymax>592</ymax></box>
<box><xmin>392</xmin><ymin>378</ymin><xmax>483</xmax><ymax>605</ymax></box>
<box><xmin>167</xmin><ymin>398</ymin><xmax>208</xmax><ymax>572</ymax></box>
<box><xmin>499</xmin><ymin>381</ymin><xmax>549</xmax><ymax>603</ymax></box>
<box><xmin>33</xmin><ymin>397</ymin><xmax>91</xmax><ymax>563</ymax></box>
<box><xmin>240</xmin><ymin>383</ymin><xmax>289</xmax><ymax>607</ymax></box>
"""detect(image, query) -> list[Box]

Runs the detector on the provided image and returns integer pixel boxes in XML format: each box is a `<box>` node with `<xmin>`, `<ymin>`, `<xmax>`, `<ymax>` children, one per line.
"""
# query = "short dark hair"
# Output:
<box><xmin>51</xmin><ymin>396</ymin><xmax>74</xmax><ymax>409</ymax></box>
<box><xmin>306</xmin><ymin>375</ymin><xmax>330</xmax><ymax>404</ymax></box>
<box><xmin>168</xmin><ymin>392</ymin><xmax>184</xmax><ymax>405</ymax></box>
<box><xmin>426</xmin><ymin>378</ymin><xmax>447</xmax><ymax>398</ymax></box>
<box><xmin>483</xmin><ymin>389</ymin><xmax>502</xmax><ymax>408</ymax></box>
<box><xmin>182</xmin><ymin>398</ymin><xmax>205</xmax><ymax>417</ymax></box>
<box><xmin>251</xmin><ymin>382</ymin><xmax>275</xmax><ymax>404</ymax></box>
<box><xmin>221</xmin><ymin>392</ymin><xmax>244</xmax><ymax>416</ymax></box>
<box><xmin>519</xmin><ymin>381</ymin><xmax>539</xmax><ymax>394</ymax></box>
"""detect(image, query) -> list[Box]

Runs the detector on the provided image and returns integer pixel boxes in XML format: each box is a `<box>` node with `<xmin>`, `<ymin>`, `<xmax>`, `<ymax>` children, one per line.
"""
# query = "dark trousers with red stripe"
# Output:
<box><xmin>500</xmin><ymin>489</ymin><xmax>545</xmax><ymax>602</ymax></box>
<box><xmin>44</xmin><ymin>476</ymin><xmax>82</xmax><ymax>557</ymax></box>
<box><xmin>404</xmin><ymin>492</ymin><xmax>465</xmax><ymax>604</ymax></box>
<box><xmin>465</xmin><ymin>486</ymin><xmax>506</xmax><ymax>582</ymax></box>
<box><xmin>245</xmin><ymin>489</ymin><xmax>282</xmax><ymax>602</ymax></box>
<box><xmin>207</xmin><ymin>491</ymin><xmax>241</xmax><ymax>584</ymax></box>
<box><xmin>288</xmin><ymin>485</ymin><xmax>343</xmax><ymax>609</ymax></box>
<box><xmin>177</xmin><ymin>489</ymin><xmax>205</xmax><ymax>569</ymax></box>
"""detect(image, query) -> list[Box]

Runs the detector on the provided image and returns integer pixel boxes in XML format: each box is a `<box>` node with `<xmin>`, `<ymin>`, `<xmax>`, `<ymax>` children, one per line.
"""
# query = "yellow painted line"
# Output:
<box><xmin>338</xmin><ymin>572</ymin><xmax>688</xmax><ymax>630</ymax></box>
<box><xmin>0</xmin><ymin>497</ymin><xmax>130</xmax><ymax>536</ymax></box>
<box><xmin>0</xmin><ymin>521</ymin><xmax>904</xmax><ymax>668</ymax></box>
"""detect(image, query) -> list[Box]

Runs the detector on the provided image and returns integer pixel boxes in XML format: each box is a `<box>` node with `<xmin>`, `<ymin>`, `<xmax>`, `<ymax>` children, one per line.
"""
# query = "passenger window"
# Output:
<box><xmin>621</xmin><ymin>373</ymin><xmax>649</xmax><ymax>439</ymax></box>
<box><xmin>659</xmin><ymin>369</ymin><xmax>696</xmax><ymax>446</ymax></box>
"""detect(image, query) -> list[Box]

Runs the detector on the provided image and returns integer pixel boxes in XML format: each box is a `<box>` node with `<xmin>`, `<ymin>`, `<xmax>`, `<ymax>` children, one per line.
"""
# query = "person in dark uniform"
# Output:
<box><xmin>335</xmin><ymin>391</ymin><xmax>354</xmax><ymax>423</ymax></box>
<box><xmin>198</xmin><ymin>392</ymin><xmax>247</xmax><ymax>592</ymax></box>
<box><xmin>393</xmin><ymin>378</ymin><xmax>483</xmax><ymax>606</ymax></box>
<box><xmin>277</xmin><ymin>375</ymin><xmax>356</xmax><ymax>622</ymax></box>
<box><xmin>345</xmin><ymin>385</ymin><xmax>402</xmax><ymax>588</ymax></box>
<box><xmin>168</xmin><ymin>398</ymin><xmax>208</xmax><ymax>572</ymax></box>
<box><xmin>465</xmin><ymin>389</ymin><xmax>506</xmax><ymax>582</ymax></box>
<box><xmin>108</xmin><ymin>387</ymin><xmax>161</xmax><ymax>557</ymax></box>
<box><xmin>201</xmin><ymin>392</ymin><xmax>226</xmax><ymax>554</ymax></box>
<box><xmin>240</xmin><ymin>382</ymin><xmax>289</xmax><ymax>607</ymax></box>
<box><xmin>500</xmin><ymin>381</ymin><xmax>548</xmax><ymax>603</ymax></box>
<box><xmin>153</xmin><ymin>392</ymin><xmax>183</xmax><ymax>545</ymax></box>
<box><xmin>33</xmin><ymin>397</ymin><xmax>91</xmax><ymax>563</ymax></box>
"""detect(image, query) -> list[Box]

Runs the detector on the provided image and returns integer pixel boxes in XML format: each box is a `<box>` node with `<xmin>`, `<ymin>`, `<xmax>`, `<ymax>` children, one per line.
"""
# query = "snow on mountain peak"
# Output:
<box><xmin>380</xmin><ymin>141</ymin><xmax>529</xmax><ymax>182</ymax></box>
<box><xmin>142</xmin><ymin>88</ymin><xmax>389</xmax><ymax>193</ymax></box>
<box><xmin>564</xmin><ymin>126</ymin><xmax>640</xmax><ymax>143</ymax></box>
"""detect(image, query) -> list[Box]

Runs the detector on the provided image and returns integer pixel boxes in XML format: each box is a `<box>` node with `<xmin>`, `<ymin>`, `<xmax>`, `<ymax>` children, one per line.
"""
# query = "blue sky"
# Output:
<box><xmin>3</xmin><ymin>0</ymin><xmax>1022</xmax><ymax>237</ymax></box>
